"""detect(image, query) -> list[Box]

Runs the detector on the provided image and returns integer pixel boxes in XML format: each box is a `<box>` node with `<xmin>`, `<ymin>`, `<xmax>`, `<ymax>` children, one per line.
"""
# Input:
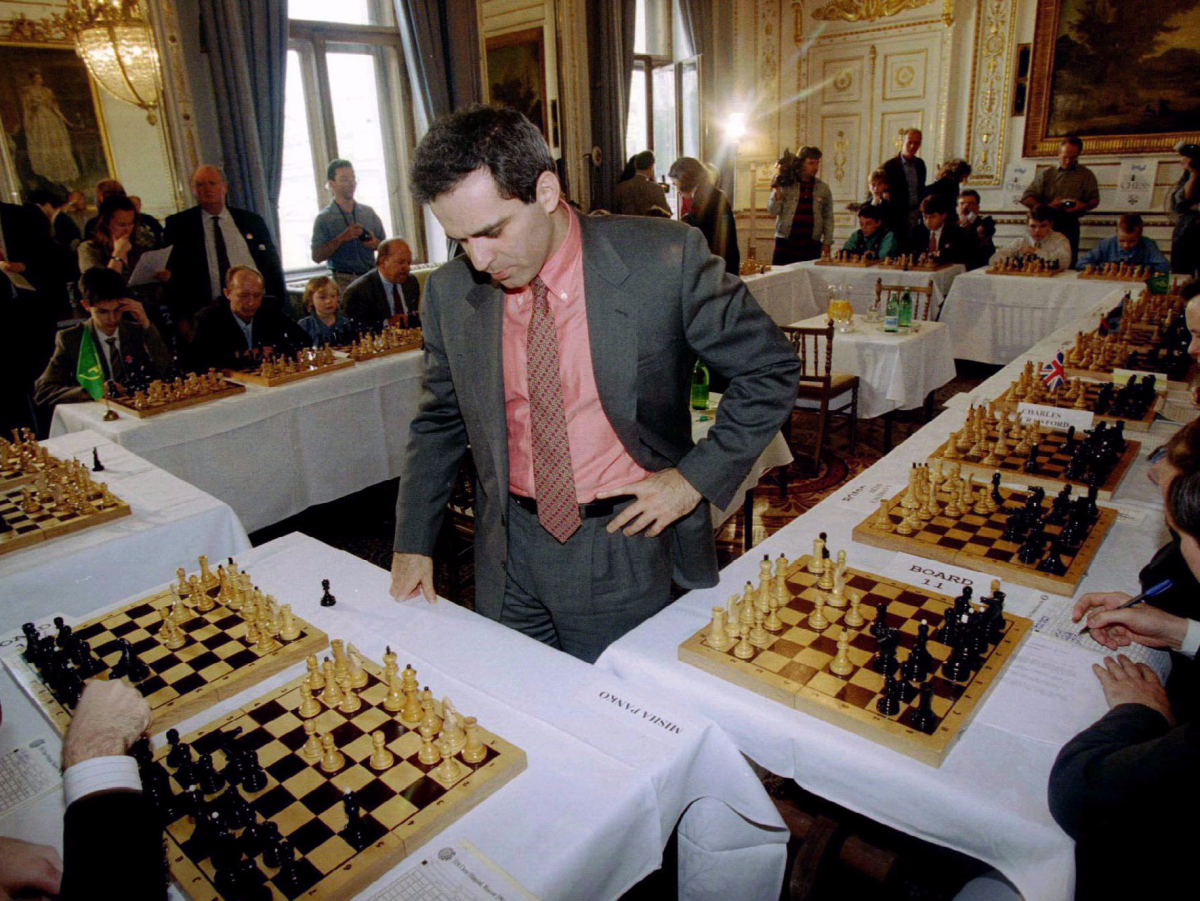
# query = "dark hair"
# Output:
<box><xmin>1063</xmin><ymin>135</ymin><xmax>1083</xmax><ymax>151</ymax></box>
<box><xmin>1166</xmin><ymin>419</ymin><xmax>1200</xmax><ymax>475</ymax></box>
<box><xmin>1118</xmin><ymin>213</ymin><xmax>1144</xmax><ymax>233</ymax></box>
<box><xmin>668</xmin><ymin>157</ymin><xmax>710</xmax><ymax>190</ymax></box>
<box><xmin>1168</xmin><ymin>469</ymin><xmax>1200</xmax><ymax>539</ymax></box>
<box><xmin>798</xmin><ymin>146</ymin><xmax>823</xmax><ymax>161</ymax></box>
<box><xmin>327</xmin><ymin>158</ymin><xmax>353</xmax><ymax>182</ymax></box>
<box><xmin>920</xmin><ymin>193</ymin><xmax>952</xmax><ymax>216</ymax></box>
<box><xmin>633</xmin><ymin>150</ymin><xmax>655</xmax><ymax>171</ymax></box>
<box><xmin>26</xmin><ymin>188</ymin><xmax>64</xmax><ymax>207</ymax></box>
<box><xmin>78</xmin><ymin>266</ymin><xmax>128</xmax><ymax>302</ymax></box>
<box><xmin>960</xmin><ymin>189</ymin><xmax>981</xmax><ymax>202</ymax></box>
<box><xmin>938</xmin><ymin>159</ymin><xmax>972</xmax><ymax>182</ymax></box>
<box><xmin>96</xmin><ymin>195</ymin><xmax>137</xmax><ymax>245</ymax></box>
<box><xmin>1182</xmin><ymin>278</ymin><xmax>1200</xmax><ymax>302</ymax></box>
<box><xmin>1029</xmin><ymin>204</ymin><xmax>1056</xmax><ymax>224</ymax></box>
<box><xmin>410</xmin><ymin>105</ymin><xmax>555</xmax><ymax>206</ymax></box>
<box><xmin>857</xmin><ymin>204</ymin><xmax>884</xmax><ymax>222</ymax></box>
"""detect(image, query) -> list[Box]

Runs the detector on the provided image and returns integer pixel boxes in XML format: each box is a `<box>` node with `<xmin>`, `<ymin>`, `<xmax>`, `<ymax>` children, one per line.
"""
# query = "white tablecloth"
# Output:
<box><xmin>743</xmin><ymin>262</ymin><xmax>821</xmax><ymax>325</ymax></box>
<box><xmin>0</xmin><ymin>534</ymin><xmax>787</xmax><ymax>901</ymax></box>
<box><xmin>0</xmin><ymin>431</ymin><xmax>249</xmax><ymax>621</ymax></box>
<box><xmin>694</xmin><ymin>400</ymin><xmax>793</xmax><ymax>525</ymax></box>
<box><xmin>787</xmin><ymin>315</ymin><xmax>957</xmax><ymax>420</ymax></box>
<box><xmin>598</xmin><ymin>297</ymin><xmax>1177</xmax><ymax>901</ymax></box>
<box><xmin>940</xmin><ymin>269</ymin><xmax>1131</xmax><ymax>365</ymax></box>
<box><xmin>797</xmin><ymin>261</ymin><xmax>965</xmax><ymax>318</ymax></box>
<box><xmin>50</xmin><ymin>352</ymin><xmax>425</xmax><ymax>533</ymax></box>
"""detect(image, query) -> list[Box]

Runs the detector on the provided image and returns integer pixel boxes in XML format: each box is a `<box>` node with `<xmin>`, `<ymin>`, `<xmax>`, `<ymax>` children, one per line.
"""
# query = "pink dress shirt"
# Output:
<box><xmin>503</xmin><ymin>208</ymin><xmax>649</xmax><ymax>502</ymax></box>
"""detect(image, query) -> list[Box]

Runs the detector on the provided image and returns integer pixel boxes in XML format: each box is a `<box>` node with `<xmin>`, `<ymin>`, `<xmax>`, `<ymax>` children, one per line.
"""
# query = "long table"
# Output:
<box><xmin>0</xmin><ymin>430</ymin><xmax>250</xmax><ymax>619</ymax></box>
<box><xmin>797</xmin><ymin>260</ymin><xmax>965</xmax><ymax>317</ymax></box>
<box><xmin>742</xmin><ymin>262</ymin><xmax>822</xmax><ymax>325</ymax></box>
<box><xmin>597</xmin><ymin>286</ymin><xmax>1170</xmax><ymax>901</ymax></box>
<box><xmin>50</xmin><ymin>352</ymin><xmax>426</xmax><ymax>533</ymax></box>
<box><xmin>0</xmin><ymin>534</ymin><xmax>788</xmax><ymax>901</ymax></box>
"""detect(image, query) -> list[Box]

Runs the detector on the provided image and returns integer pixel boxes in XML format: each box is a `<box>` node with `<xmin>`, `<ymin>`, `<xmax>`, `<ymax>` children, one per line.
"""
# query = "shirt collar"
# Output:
<box><xmin>514</xmin><ymin>202</ymin><xmax>580</xmax><ymax>306</ymax></box>
<box><xmin>378</xmin><ymin>269</ymin><xmax>399</xmax><ymax>290</ymax></box>
<box><xmin>206</xmin><ymin>206</ymin><xmax>229</xmax><ymax>220</ymax></box>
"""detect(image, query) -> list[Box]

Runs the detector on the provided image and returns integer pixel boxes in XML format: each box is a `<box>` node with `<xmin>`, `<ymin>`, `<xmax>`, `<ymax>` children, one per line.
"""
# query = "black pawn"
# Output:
<box><xmin>274</xmin><ymin>841</ymin><xmax>303</xmax><ymax>893</ymax></box>
<box><xmin>91</xmin><ymin>446</ymin><xmax>104</xmax><ymax>472</ymax></box>
<box><xmin>188</xmin><ymin>809</ymin><xmax>220</xmax><ymax>861</ymax></box>
<box><xmin>241</xmin><ymin>756</ymin><xmax>268</xmax><ymax>794</ymax></box>
<box><xmin>196</xmin><ymin>752</ymin><xmax>225</xmax><ymax>795</ymax></box>
<box><xmin>173</xmin><ymin>745</ymin><xmax>197</xmax><ymax>789</ymax></box>
<box><xmin>876</xmin><ymin>676</ymin><xmax>903</xmax><ymax>716</ymax></box>
<box><xmin>340</xmin><ymin>790</ymin><xmax>369</xmax><ymax>850</ymax></box>
<box><xmin>259</xmin><ymin>824</ymin><xmax>285</xmax><ymax>868</ymax></box>
<box><xmin>990</xmin><ymin>472</ymin><xmax>1003</xmax><ymax>505</ymax></box>
<box><xmin>165</xmin><ymin>729</ymin><xmax>184</xmax><ymax>764</ymax></box>
<box><xmin>320</xmin><ymin>579</ymin><xmax>337</xmax><ymax>607</ymax></box>
<box><xmin>54</xmin><ymin>618</ymin><xmax>73</xmax><ymax>649</ymax></box>
<box><xmin>909</xmin><ymin>682</ymin><xmax>938</xmax><ymax>734</ymax></box>
<box><xmin>22</xmin><ymin>623</ymin><xmax>42</xmax><ymax>666</ymax></box>
<box><xmin>871</xmin><ymin>601</ymin><xmax>891</xmax><ymax>639</ymax></box>
<box><xmin>871</xmin><ymin>629</ymin><xmax>899</xmax><ymax>676</ymax></box>
<box><xmin>1023</xmin><ymin>445</ymin><xmax>1041</xmax><ymax>473</ymax></box>
<box><xmin>908</xmin><ymin>621</ymin><xmax>933</xmax><ymax>678</ymax></box>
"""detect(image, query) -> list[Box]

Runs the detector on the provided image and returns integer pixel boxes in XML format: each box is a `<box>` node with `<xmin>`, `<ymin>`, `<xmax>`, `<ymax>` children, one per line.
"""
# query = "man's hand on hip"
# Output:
<box><xmin>598</xmin><ymin>468</ymin><xmax>703</xmax><ymax>538</ymax></box>
<box><xmin>390</xmin><ymin>553</ymin><xmax>436</xmax><ymax>603</ymax></box>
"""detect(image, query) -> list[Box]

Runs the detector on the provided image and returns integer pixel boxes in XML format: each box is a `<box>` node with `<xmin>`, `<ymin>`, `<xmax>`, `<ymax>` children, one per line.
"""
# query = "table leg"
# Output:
<box><xmin>743</xmin><ymin>486</ymin><xmax>755</xmax><ymax>554</ymax></box>
<box><xmin>883</xmin><ymin>412</ymin><xmax>895</xmax><ymax>453</ymax></box>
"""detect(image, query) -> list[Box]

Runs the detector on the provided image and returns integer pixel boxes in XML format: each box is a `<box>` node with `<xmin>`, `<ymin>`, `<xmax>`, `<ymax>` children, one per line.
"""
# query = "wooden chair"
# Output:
<box><xmin>780</xmin><ymin>324</ymin><xmax>859</xmax><ymax>488</ymax></box>
<box><xmin>873</xmin><ymin>278</ymin><xmax>937</xmax><ymax>321</ymax></box>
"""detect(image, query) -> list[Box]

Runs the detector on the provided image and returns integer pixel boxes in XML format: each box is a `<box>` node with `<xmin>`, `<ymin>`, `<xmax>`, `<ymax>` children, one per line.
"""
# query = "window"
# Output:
<box><xmin>280</xmin><ymin>5</ymin><xmax>419</xmax><ymax>273</ymax></box>
<box><xmin>625</xmin><ymin>0</ymin><xmax>702</xmax><ymax>211</ymax></box>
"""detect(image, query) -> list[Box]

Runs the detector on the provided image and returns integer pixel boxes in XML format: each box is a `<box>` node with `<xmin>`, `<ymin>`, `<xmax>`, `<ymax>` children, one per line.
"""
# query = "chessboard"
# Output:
<box><xmin>0</xmin><ymin>429</ymin><xmax>53</xmax><ymax>493</ymax></box>
<box><xmin>992</xmin><ymin>362</ymin><xmax>1162</xmax><ymax>432</ymax></box>
<box><xmin>816</xmin><ymin>254</ymin><xmax>876</xmax><ymax>268</ymax></box>
<box><xmin>875</xmin><ymin>256</ymin><xmax>954</xmax><ymax>272</ymax></box>
<box><xmin>11</xmin><ymin>557</ymin><xmax>327</xmax><ymax>736</ymax></box>
<box><xmin>108</xmin><ymin>371</ymin><xmax>246</xmax><ymax>418</ymax></box>
<box><xmin>984</xmin><ymin>263</ymin><xmax>1062</xmax><ymax>277</ymax></box>
<box><xmin>678</xmin><ymin>550</ymin><xmax>1031</xmax><ymax>766</ymax></box>
<box><xmin>851</xmin><ymin>468</ymin><xmax>1117</xmax><ymax>596</ymax></box>
<box><xmin>1077</xmin><ymin>264</ymin><xmax>1156</xmax><ymax>282</ymax></box>
<box><xmin>225</xmin><ymin>348</ymin><xmax>355</xmax><ymax>388</ymax></box>
<box><xmin>0</xmin><ymin>465</ymin><xmax>130</xmax><ymax>557</ymax></box>
<box><xmin>340</xmin><ymin>327</ymin><xmax>423</xmax><ymax>362</ymax></box>
<box><xmin>928</xmin><ymin>406</ymin><xmax>1140</xmax><ymax>500</ymax></box>
<box><xmin>147</xmin><ymin>646</ymin><xmax>525</xmax><ymax>901</ymax></box>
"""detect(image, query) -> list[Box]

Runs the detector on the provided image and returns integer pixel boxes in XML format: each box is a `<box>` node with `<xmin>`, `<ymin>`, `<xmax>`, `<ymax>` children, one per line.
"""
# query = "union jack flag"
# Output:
<box><xmin>1041</xmin><ymin>351</ymin><xmax>1066</xmax><ymax>390</ymax></box>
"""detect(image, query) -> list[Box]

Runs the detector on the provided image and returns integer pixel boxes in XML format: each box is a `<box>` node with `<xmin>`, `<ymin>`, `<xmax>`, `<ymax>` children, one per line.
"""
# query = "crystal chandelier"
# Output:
<box><xmin>59</xmin><ymin>0</ymin><xmax>161</xmax><ymax>124</ymax></box>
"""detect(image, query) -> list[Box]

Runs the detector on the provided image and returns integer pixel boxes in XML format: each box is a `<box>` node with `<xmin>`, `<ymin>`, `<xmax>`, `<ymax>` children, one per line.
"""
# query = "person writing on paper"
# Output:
<box><xmin>1051</xmin><ymin>469</ymin><xmax>1200</xmax><ymax>901</ymax></box>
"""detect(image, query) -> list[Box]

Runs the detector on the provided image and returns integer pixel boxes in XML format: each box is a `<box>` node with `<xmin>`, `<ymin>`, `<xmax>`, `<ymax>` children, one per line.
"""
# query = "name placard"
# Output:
<box><xmin>835</xmin><ymin>480</ymin><xmax>903</xmax><ymax>513</ymax></box>
<box><xmin>884</xmin><ymin>553</ymin><xmax>987</xmax><ymax>597</ymax></box>
<box><xmin>1017</xmin><ymin>402</ymin><xmax>1094</xmax><ymax>432</ymax></box>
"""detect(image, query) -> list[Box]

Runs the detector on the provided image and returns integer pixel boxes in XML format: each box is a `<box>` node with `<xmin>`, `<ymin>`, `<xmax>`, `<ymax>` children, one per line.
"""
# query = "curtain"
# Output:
<box><xmin>396</xmin><ymin>0</ymin><xmax>482</xmax><ymax>134</ymax></box>
<box><xmin>587</xmin><ymin>0</ymin><xmax>637</xmax><ymax>212</ymax></box>
<box><xmin>197</xmin><ymin>0</ymin><xmax>286</xmax><ymax>241</ymax></box>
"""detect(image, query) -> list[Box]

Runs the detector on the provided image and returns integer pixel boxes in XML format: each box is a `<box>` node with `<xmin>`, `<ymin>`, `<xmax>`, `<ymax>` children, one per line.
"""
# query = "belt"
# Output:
<box><xmin>509</xmin><ymin>492</ymin><xmax>635</xmax><ymax>519</ymax></box>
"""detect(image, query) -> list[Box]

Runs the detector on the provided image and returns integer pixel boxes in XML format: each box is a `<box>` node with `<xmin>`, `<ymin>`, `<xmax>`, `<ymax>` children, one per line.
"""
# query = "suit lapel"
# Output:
<box><xmin>577</xmin><ymin>216</ymin><xmax>638</xmax><ymax>450</ymax></box>
<box><xmin>463</xmin><ymin>278</ymin><xmax>509</xmax><ymax>488</ymax></box>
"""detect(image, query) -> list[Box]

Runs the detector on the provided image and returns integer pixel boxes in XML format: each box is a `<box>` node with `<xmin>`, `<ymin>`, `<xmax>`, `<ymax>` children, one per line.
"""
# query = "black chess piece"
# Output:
<box><xmin>109</xmin><ymin>638</ymin><xmax>149</xmax><ymax>682</ymax></box>
<box><xmin>320</xmin><ymin>578</ymin><xmax>337</xmax><ymax>607</ymax></box>
<box><xmin>819</xmin><ymin>532</ymin><xmax>831</xmax><ymax>558</ymax></box>
<box><xmin>983</xmin><ymin>590</ymin><xmax>1007</xmax><ymax>644</ymax></box>
<box><xmin>188</xmin><ymin>808</ymin><xmax>221</xmax><ymax>862</ymax></box>
<box><xmin>258</xmin><ymin>823</ymin><xmax>284</xmax><ymax>867</ymax></box>
<box><xmin>941</xmin><ymin>642</ymin><xmax>973</xmax><ymax>682</ymax></box>
<box><xmin>21</xmin><ymin>623</ymin><xmax>42</xmax><ymax>666</ymax></box>
<box><xmin>990</xmin><ymin>472</ymin><xmax>1003</xmax><ymax>505</ymax></box>
<box><xmin>875</xmin><ymin>676</ymin><xmax>903</xmax><ymax>716</ymax></box>
<box><xmin>67</xmin><ymin>636</ymin><xmax>103</xmax><ymax>678</ymax></box>
<box><xmin>91</xmin><ymin>446</ymin><xmax>104</xmax><ymax>472</ymax></box>
<box><xmin>196</xmin><ymin>752</ymin><xmax>225</xmax><ymax>795</ymax></box>
<box><xmin>1017</xmin><ymin>530</ymin><xmax>1045</xmax><ymax>565</ymax></box>
<box><xmin>871</xmin><ymin>629</ymin><xmax>899</xmax><ymax>676</ymax></box>
<box><xmin>54</xmin><ymin>618</ymin><xmax>72</xmax><ymax>649</ymax></box>
<box><xmin>241</xmin><ymin>754</ymin><xmax>268</xmax><ymax>793</ymax></box>
<box><xmin>273</xmin><ymin>840</ymin><xmax>303</xmax><ymax>892</ymax></box>
<box><xmin>1023</xmin><ymin>444</ymin><xmax>1041</xmax><ymax>474</ymax></box>
<box><xmin>1036</xmin><ymin>540</ymin><xmax>1070</xmax><ymax>577</ymax></box>
<box><xmin>906</xmin><ymin>622</ymin><xmax>933</xmax><ymax>681</ymax></box>
<box><xmin>909</xmin><ymin>682</ymin><xmax>938</xmax><ymax>735</ymax></box>
<box><xmin>1062</xmin><ymin>425</ymin><xmax>1077</xmax><ymax>455</ymax></box>
<box><xmin>871</xmin><ymin>601</ymin><xmax>891</xmax><ymax>639</ymax></box>
<box><xmin>340</xmin><ymin>790</ymin><xmax>370</xmax><ymax>850</ymax></box>
<box><xmin>165</xmin><ymin>730</ymin><xmax>188</xmax><ymax>768</ymax></box>
<box><xmin>173</xmin><ymin>745</ymin><xmax>197</xmax><ymax>789</ymax></box>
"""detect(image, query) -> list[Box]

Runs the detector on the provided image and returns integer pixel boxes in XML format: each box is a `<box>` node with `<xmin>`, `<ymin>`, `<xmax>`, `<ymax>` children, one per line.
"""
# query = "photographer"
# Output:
<box><xmin>1020</xmin><ymin>135</ymin><xmax>1099</xmax><ymax>266</ymax></box>
<box><xmin>1170</xmin><ymin>140</ymin><xmax>1200</xmax><ymax>277</ymax></box>
<box><xmin>311</xmin><ymin>158</ymin><xmax>385</xmax><ymax>290</ymax></box>
<box><xmin>767</xmin><ymin>146</ymin><xmax>833</xmax><ymax>265</ymax></box>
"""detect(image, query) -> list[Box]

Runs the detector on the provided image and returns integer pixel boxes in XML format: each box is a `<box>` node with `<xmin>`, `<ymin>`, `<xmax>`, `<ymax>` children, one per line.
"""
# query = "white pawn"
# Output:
<box><xmin>809</xmin><ymin>595</ymin><xmax>829</xmax><ymax>631</ymax></box>
<box><xmin>844</xmin><ymin>592</ymin><xmax>864</xmax><ymax>628</ymax></box>
<box><xmin>301</xmin><ymin>721</ymin><xmax>322</xmax><ymax>761</ymax></box>
<box><xmin>829</xmin><ymin>629</ymin><xmax>854</xmax><ymax>676</ymax></box>
<box><xmin>369</xmin><ymin>731</ymin><xmax>394</xmax><ymax>770</ymax></box>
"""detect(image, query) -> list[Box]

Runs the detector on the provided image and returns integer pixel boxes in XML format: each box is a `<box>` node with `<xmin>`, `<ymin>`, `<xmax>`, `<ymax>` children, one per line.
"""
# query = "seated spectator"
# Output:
<box><xmin>614</xmin><ymin>150</ymin><xmax>669</xmax><ymax>217</ymax></box>
<box><xmin>841</xmin><ymin>205</ymin><xmax>900</xmax><ymax>259</ymax></box>
<box><xmin>0</xmin><ymin>680</ymin><xmax>165</xmax><ymax>900</ymax></box>
<box><xmin>188</xmin><ymin>266</ymin><xmax>308</xmax><ymax>371</ymax></box>
<box><xmin>78</xmin><ymin>195</ymin><xmax>167</xmax><ymax>284</ymax></box>
<box><xmin>1051</xmin><ymin>469</ymin><xmax>1200</xmax><ymax>901</ymax></box>
<box><xmin>127</xmin><ymin>195</ymin><xmax>164</xmax><ymax>247</ymax></box>
<box><xmin>1077</xmin><ymin>213</ymin><xmax>1170</xmax><ymax>272</ymax></box>
<box><xmin>924</xmin><ymin>158</ymin><xmax>972</xmax><ymax>207</ymax></box>
<box><xmin>992</xmin><ymin>205</ymin><xmax>1072</xmax><ymax>270</ymax></box>
<box><xmin>907</xmin><ymin>194</ymin><xmax>974</xmax><ymax>265</ymax></box>
<box><xmin>81</xmin><ymin>178</ymin><xmax>125</xmax><ymax>239</ymax></box>
<box><xmin>34</xmin><ymin>267</ymin><xmax>173</xmax><ymax>408</ymax></box>
<box><xmin>342</xmin><ymin>238</ymin><xmax>420</xmax><ymax>333</ymax></box>
<box><xmin>957</xmin><ymin>189</ymin><xmax>996</xmax><ymax>270</ymax></box>
<box><xmin>298</xmin><ymin>276</ymin><xmax>356</xmax><ymax>347</ymax></box>
<box><xmin>669</xmin><ymin>156</ymin><xmax>740</xmax><ymax>274</ymax></box>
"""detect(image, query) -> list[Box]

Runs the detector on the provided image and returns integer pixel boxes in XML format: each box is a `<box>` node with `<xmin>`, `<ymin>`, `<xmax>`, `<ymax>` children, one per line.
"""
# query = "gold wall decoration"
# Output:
<box><xmin>812</xmin><ymin>0</ymin><xmax>936</xmax><ymax>24</ymax></box>
<box><xmin>833</xmin><ymin>129</ymin><xmax>849</xmax><ymax>181</ymax></box>
<box><xmin>965</xmin><ymin>0</ymin><xmax>1016</xmax><ymax>185</ymax></box>
<box><xmin>2</xmin><ymin>15</ymin><xmax>73</xmax><ymax>44</ymax></box>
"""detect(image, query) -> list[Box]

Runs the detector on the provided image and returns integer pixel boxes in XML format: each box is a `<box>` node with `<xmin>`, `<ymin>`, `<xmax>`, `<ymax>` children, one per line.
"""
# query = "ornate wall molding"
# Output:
<box><xmin>1</xmin><ymin>13</ymin><xmax>71</xmax><ymax>43</ymax></box>
<box><xmin>812</xmin><ymin>0</ymin><xmax>936</xmax><ymax>24</ymax></box>
<box><xmin>964</xmin><ymin>0</ymin><xmax>1016</xmax><ymax>185</ymax></box>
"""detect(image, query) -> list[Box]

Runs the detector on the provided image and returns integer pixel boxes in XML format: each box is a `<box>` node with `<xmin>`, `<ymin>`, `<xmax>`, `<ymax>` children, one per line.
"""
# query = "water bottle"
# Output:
<box><xmin>884</xmin><ymin>293</ymin><xmax>899</xmax><ymax>332</ymax></box>
<box><xmin>898</xmin><ymin>289</ymin><xmax>914</xmax><ymax>328</ymax></box>
<box><xmin>691</xmin><ymin>360</ymin><xmax>710</xmax><ymax>410</ymax></box>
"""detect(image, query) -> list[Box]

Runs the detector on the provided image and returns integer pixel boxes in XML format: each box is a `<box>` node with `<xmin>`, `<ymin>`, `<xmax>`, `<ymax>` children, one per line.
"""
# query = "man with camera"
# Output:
<box><xmin>767</xmin><ymin>146</ymin><xmax>833</xmax><ymax>265</ymax></box>
<box><xmin>312</xmin><ymin>159</ymin><xmax>386</xmax><ymax>291</ymax></box>
<box><xmin>1020</xmin><ymin>135</ymin><xmax>1099</xmax><ymax>267</ymax></box>
<box><xmin>1171</xmin><ymin>141</ymin><xmax>1200</xmax><ymax>277</ymax></box>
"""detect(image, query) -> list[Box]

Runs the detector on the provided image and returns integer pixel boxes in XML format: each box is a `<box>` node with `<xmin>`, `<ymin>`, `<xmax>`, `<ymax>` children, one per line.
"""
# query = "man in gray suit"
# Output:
<box><xmin>614</xmin><ymin>150</ymin><xmax>670</xmax><ymax>216</ymax></box>
<box><xmin>390</xmin><ymin>106</ymin><xmax>799</xmax><ymax>662</ymax></box>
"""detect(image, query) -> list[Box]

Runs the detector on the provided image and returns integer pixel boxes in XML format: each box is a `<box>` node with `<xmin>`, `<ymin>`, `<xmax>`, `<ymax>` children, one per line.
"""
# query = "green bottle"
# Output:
<box><xmin>898</xmin><ymin>289</ymin><xmax>913</xmax><ymax>328</ymax></box>
<box><xmin>691</xmin><ymin>360</ymin><xmax>710</xmax><ymax>410</ymax></box>
<box><xmin>884</xmin><ymin>293</ymin><xmax>899</xmax><ymax>332</ymax></box>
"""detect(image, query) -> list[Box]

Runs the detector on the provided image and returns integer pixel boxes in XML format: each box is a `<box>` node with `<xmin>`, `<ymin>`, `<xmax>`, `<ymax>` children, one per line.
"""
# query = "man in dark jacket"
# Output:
<box><xmin>881</xmin><ymin>128</ymin><xmax>926</xmax><ymax>242</ymax></box>
<box><xmin>907</xmin><ymin>194</ymin><xmax>975</xmax><ymax>265</ymax></box>
<box><xmin>188</xmin><ymin>266</ymin><xmax>307</xmax><ymax>371</ymax></box>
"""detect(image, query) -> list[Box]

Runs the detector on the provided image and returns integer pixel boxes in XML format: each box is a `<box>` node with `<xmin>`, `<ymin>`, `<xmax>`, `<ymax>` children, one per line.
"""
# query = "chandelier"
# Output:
<box><xmin>58</xmin><ymin>0</ymin><xmax>161</xmax><ymax>124</ymax></box>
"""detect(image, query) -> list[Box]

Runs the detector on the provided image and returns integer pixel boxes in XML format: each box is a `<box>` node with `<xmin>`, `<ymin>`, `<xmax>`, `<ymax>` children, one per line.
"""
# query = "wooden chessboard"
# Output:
<box><xmin>0</xmin><ymin>484</ymin><xmax>130</xmax><ymax>557</ymax></box>
<box><xmin>14</xmin><ymin>569</ymin><xmax>327</xmax><ymax>736</ymax></box>
<box><xmin>0</xmin><ymin>433</ymin><xmax>55</xmax><ymax>492</ymax></box>
<box><xmin>927</xmin><ymin>429</ymin><xmax>1141</xmax><ymax>500</ymax></box>
<box><xmin>984</xmin><ymin>266</ymin><xmax>1062</xmax><ymax>277</ymax></box>
<box><xmin>851</xmin><ymin>483</ymin><xmax>1117</xmax><ymax>596</ymax></box>
<box><xmin>1063</xmin><ymin>359</ymin><xmax>1196</xmax><ymax>396</ymax></box>
<box><xmin>993</xmin><ymin>380</ymin><xmax>1161</xmax><ymax>432</ymax></box>
<box><xmin>108</xmin><ymin>381</ymin><xmax>246</xmax><ymax>418</ymax></box>
<box><xmin>224</xmin><ymin>358</ymin><xmax>355</xmax><ymax>388</ymax></box>
<box><xmin>1077</xmin><ymin>271</ymin><xmax>1154</xmax><ymax>282</ymax></box>
<box><xmin>816</xmin><ymin>258</ymin><xmax>876</xmax><ymax>268</ymax></box>
<box><xmin>339</xmin><ymin>335</ymin><xmax>424</xmax><ymax>362</ymax></box>
<box><xmin>875</xmin><ymin>261</ymin><xmax>955</xmax><ymax>272</ymax></box>
<box><xmin>679</xmin><ymin>556</ymin><xmax>1031</xmax><ymax>766</ymax></box>
<box><xmin>157</xmin><ymin>658</ymin><xmax>526</xmax><ymax>901</ymax></box>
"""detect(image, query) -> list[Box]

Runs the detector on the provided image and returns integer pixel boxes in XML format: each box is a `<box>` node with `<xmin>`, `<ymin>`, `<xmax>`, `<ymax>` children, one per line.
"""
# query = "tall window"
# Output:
<box><xmin>280</xmin><ymin>2</ymin><xmax>418</xmax><ymax>272</ymax></box>
<box><xmin>625</xmin><ymin>0</ymin><xmax>702</xmax><ymax>206</ymax></box>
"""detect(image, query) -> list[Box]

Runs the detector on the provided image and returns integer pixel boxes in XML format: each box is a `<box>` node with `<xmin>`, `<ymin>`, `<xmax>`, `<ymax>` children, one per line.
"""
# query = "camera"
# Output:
<box><xmin>358</xmin><ymin>229</ymin><xmax>374</xmax><ymax>243</ymax></box>
<box><xmin>1174</xmin><ymin>141</ymin><xmax>1200</xmax><ymax>161</ymax></box>
<box><xmin>770</xmin><ymin>150</ymin><xmax>802</xmax><ymax>189</ymax></box>
<box><xmin>1060</xmin><ymin>200</ymin><xmax>1077</xmax><ymax>210</ymax></box>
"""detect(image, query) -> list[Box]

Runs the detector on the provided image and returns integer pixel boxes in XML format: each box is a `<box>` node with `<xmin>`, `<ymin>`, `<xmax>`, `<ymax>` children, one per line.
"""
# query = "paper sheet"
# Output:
<box><xmin>833</xmin><ymin>480</ymin><xmax>904</xmax><ymax>514</ymax></box>
<box><xmin>369</xmin><ymin>839</ymin><xmax>538</xmax><ymax>901</ymax></box>
<box><xmin>1023</xmin><ymin>593</ymin><xmax>1170</xmax><ymax>680</ymax></box>
<box><xmin>0</xmin><ymin>739</ymin><xmax>60</xmax><ymax>816</ymax></box>
<box><xmin>127</xmin><ymin>245</ymin><xmax>172</xmax><ymax>287</ymax></box>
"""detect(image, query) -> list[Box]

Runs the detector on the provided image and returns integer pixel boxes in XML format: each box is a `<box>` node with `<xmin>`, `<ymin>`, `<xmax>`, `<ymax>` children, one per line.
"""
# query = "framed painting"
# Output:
<box><xmin>0</xmin><ymin>42</ymin><xmax>114</xmax><ymax>195</ymax></box>
<box><xmin>1024</xmin><ymin>0</ymin><xmax>1200</xmax><ymax>156</ymax></box>
<box><xmin>485</xmin><ymin>28</ymin><xmax>547</xmax><ymax>137</ymax></box>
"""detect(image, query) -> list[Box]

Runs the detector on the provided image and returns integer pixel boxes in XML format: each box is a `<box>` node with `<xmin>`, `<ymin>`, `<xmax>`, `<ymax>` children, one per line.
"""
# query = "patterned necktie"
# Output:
<box><xmin>212</xmin><ymin>215</ymin><xmax>231</xmax><ymax>292</ymax></box>
<box><xmin>526</xmin><ymin>277</ymin><xmax>581</xmax><ymax>543</ymax></box>
<box><xmin>392</xmin><ymin>283</ymin><xmax>403</xmax><ymax>316</ymax></box>
<box><xmin>105</xmin><ymin>336</ymin><xmax>123</xmax><ymax>381</ymax></box>
<box><xmin>928</xmin><ymin>230</ymin><xmax>938</xmax><ymax>254</ymax></box>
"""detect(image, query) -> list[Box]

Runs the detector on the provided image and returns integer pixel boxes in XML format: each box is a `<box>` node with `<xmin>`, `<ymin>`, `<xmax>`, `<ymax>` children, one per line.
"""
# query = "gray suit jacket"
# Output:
<box><xmin>393</xmin><ymin>213</ymin><xmax>799</xmax><ymax>618</ymax></box>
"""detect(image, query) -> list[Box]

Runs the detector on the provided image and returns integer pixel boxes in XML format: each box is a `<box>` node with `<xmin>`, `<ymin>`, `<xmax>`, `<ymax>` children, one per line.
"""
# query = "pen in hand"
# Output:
<box><xmin>1078</xmin><ymin>579</ymin><xmax>1174</xmax><ymax>635</ymax></box>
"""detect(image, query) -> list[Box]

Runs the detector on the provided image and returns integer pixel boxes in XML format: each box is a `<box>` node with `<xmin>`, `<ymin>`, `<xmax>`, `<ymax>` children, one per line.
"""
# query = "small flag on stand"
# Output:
<box><xmin>76</xmin><ymin>328</ymin><xmax>105</xmax><ymax>401</ymax></box>
<box><xmin>1041</xmin><ymin>351</ymin><xmax>1066</xmax><ymax>390</ymax></box>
